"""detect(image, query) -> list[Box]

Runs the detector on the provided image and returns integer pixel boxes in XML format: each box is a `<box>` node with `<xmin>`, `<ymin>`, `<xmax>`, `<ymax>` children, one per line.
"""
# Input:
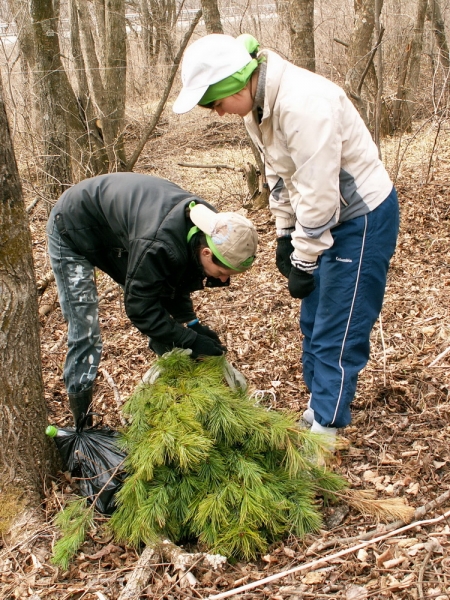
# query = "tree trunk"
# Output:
<box><xmin>288</xmin><ymin>0</ymin><xmax>315</xmax><ymax>71</ymax></box>
<box><xmin>102</xmin><ymin>0</ymin><xmax>127</xmax><ymax>170</ymax></box>
<box><xmin>201</xmin><ymin>0</ymin><xmax>223</xmax><ymax>34</ymax></box>
<box><xmin>392</xmin><ymin>42</ymin><xmax>412</xmax><ymax>131</ymax></box>
<box><xmin>427</xmin><ymin>0</ymin><xmax>450</xmax><ymax>71</ymax></box>
<box><xmin>74</xmin><ymin>0</ymin><xmax>127</xmax><ymax>172</ymax></box>
<box><xmin>0</xmin><ymin>72</ymin><xmax>55</xmax><ymax>511</ymax></box>
<box><xmin>373</xmin><ymin>0</ymin><xmax>383</xmax><ymax>150</ymax></box>
<box><xmin>8</xmin><ymin>0</ymin><xmax>39</xmax><ymax>134</ymax></box>
<box><xmin>141</xmin><ymin>0</ymin><xmax>154</xmax><ymax>72</ymax></box>
<box><xmin>70</xmin><ymin>0</ymin><xmax>109</xmax><ymax>175</ymax></box>
<box><xmin>402</xmin><ymin>0</ymin><xmax>428</xmax><ymax>129</ymax></box>
<box><xmin>29</xmin><ymin>0</ymin><xmax>73</xmax><ymax>201</ymax></box>
<box><xmin>392</xmin><ymin>0</ymin><xmax>427</xmax><ymax>133</ymax></box>
<box><xmin>345</xmin><ymin>0</ymin><xmax>384</xmax><ymax>131</ymax></box>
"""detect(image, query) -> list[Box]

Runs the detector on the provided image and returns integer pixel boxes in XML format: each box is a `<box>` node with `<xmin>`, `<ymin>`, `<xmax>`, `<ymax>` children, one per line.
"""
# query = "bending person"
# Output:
<box><xmin>173</xmin><ymin>34</ymin><xmax>399</xmax><ymax>448</ymax></box>
<box><xmin>46</xmin><ymin>172</ymin><xmax>258</xmax><ymax>426</ymax></box>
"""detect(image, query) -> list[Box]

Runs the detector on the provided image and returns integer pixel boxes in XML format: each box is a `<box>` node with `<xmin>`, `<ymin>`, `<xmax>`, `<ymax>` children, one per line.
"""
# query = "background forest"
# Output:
<box><xmin>0</xmin><ymin>0</ymin><xmax>450</xmax><ymax>599</ymax></box>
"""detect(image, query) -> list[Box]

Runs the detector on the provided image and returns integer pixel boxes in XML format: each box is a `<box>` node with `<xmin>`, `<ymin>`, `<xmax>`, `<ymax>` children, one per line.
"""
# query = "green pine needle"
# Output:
<box><xmin>52</xmin><ymin>498</ymin><xmax>93</xmax><ymax>570</ymax></box>
<box><xmin>107</xmin><ymin>353</ymin><xmax>350</xmax><ymax>560</ymax></box>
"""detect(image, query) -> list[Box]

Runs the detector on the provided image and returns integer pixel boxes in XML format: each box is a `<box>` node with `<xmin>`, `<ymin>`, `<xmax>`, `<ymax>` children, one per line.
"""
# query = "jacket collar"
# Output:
<box><xmin>259</xmin><ymin>50</ymin><xmax>286</xmax><ymax>122</ymax></box>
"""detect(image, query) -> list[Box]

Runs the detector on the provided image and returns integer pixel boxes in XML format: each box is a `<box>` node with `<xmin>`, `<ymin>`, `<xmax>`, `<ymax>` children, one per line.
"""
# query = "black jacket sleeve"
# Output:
<box><xmin>160</xmin><ymin>293</ymin><xmax>196</xmax><ymax>323</ymax></box>
<box><xmin>124</xmin><ymin>239</ymin><xmax>197</xmax><ymax>348</ymax></box>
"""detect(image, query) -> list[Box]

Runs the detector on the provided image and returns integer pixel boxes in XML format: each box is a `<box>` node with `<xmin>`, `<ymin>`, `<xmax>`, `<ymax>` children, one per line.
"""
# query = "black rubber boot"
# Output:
<box><xmin>68</xmin><ymin>387</ymin><xmax>94</xmax><ymax>428</ymax></box>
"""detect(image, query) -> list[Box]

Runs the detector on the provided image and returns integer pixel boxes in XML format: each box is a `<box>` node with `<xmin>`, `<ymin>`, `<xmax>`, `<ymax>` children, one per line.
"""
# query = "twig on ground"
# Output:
<box><xmin>36</xmin><ymin>270</ymin><xmax>55</xmax><ymax>294</ymax></box>
<box><xmin>117</xmin><ymin>546</ymin><xmax>159</xmax><ymax>600</ymax></box>
<box><xmin>379</xmin><ymin>313</ymin><xmax>387</xmax><ymax>387</ymax></box>
<box><xmin>98</xmin><ymin>285</ymin><xmax>120</xmax><ymax>303</ymax></box>
<box><xmin>206</xmin><ymin>508</ymin><xmax>450</xmax><ymax>600</ymax></box>
<box><xmin>26</xmin><ymin>196</ymin><xmax>40</xmax><ymax>213</ymax></box>
<box><xmin>306</xmin><ymin>488</ymin><xmax>450</xmax><ymax>555</ymax></box>
<box><xmin>100</xmin><ymin>368</ymin><xmax>125</xmax><ymax>424</ymax></box>
<box><xmin>49</xmin><ymin>334</ymin><xmax>67</xmax><ymax>353</ymax></box>
<box><xmin>117</xmin><ymin>540</ymin><xmax>226</xmax><ymax>599</ymax></box>
<box><xmin>429</xmin><ymin>346</ymin><xmax>450</xmax><ymax>367</ymax></box>
<box><xmin>417</xmin><ymin>548</ymin><xmax>432</xmax><ymax>600</ymax></box>
<box><xmin>177</xmin><ymin>162</ymin><xmax>242</xmax><ymax>171</ymax></box>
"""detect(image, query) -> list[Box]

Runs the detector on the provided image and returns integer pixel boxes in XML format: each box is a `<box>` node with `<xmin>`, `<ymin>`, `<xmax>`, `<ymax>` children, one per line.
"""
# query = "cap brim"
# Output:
<box><xmin>173</xmin><ymin>84</ymin><xmax>208</xmax><ymax>114</ymax></box>
<box><xmin>189</xmin><ymin>203</ymin><xmax>216</xmax><ymax>234</ymax></box>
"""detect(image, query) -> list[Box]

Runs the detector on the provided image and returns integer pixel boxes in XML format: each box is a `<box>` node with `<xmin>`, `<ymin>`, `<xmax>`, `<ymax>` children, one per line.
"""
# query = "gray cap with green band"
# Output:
<box><xmin>189</xmin><ymin>202</ymin><xmax>258</xmax><ymax>272</ymax></box>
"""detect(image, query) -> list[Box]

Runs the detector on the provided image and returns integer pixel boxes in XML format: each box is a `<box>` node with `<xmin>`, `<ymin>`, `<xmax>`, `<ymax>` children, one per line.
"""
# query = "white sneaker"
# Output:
<box><xmin>298</xmin><ymin>393</ymin><xmax>314</xmax><ymax>428</ymax></box>
<box><xmin>302</xmin><ymin>407</ymin><xmax>315</xmax><ymax>425</ymax></box>
<box><xmin>311</xmin><ymin>420</ymin><xmax>337</xmax><ymax>453</ymax></box>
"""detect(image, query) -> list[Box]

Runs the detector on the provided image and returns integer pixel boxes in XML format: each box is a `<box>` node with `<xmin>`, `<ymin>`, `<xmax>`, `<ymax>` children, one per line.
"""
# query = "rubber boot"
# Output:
<box><xmin>68</xmin><ymin>387</ymin><xmax>94</xmax><ymax>428</ymax></box>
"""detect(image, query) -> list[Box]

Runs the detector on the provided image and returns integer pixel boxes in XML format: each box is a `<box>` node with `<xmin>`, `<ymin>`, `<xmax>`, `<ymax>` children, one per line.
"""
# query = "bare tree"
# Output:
<box><xmin>0</xmin><ymin>71</ymin><xmax>55</xmax><ymax>514</ymax></box>
<box><xmin>102</xmin><ymin>0</ymin><xmax>127</xmax><ymax>169</ymax></box>
<box><xmin>404</xmin><ymin>0</ymin><xmax>428</xmax><ymax>121</ymax></box>
<box><xmin>30</xmin><ymin>0</ymin><xmax>73</xmax><ymax>200</ymax></box>
<box><xmin>345</xmin><ymin>0</ymin><xmax>384</xmax><ymax>130</ymax></box>
<box><xmin>288</xmin><ymin>0</ymin><xmax>315</xmax><ymax>71</ymax></box>
<box><xmin>72</xmin><ymin>0</ymin><xmax>128</xmax><ymax>171</ymax></box>
<box><xmin>201</xmin><ymin>0</ymin><xmax>223</xmax><ymax>34</ymax></box>
<box><xmin>149</xmin><ymin>0</ymin><xmax>177</xmax><ymax>63</ymax></box>
<box><xmin>392</xmin><ymin>0</ymin><xmax>428</xmax><ymax>132</ymax></box>
<box><xmin>69</xmin><ymin>0</ymin><xmax>109</xmax><ymax>175</ymax></box>
<box><xmin>427</xmin><ymin>0</ymin><xmax>450</xmax><ymax>71</ymax></box>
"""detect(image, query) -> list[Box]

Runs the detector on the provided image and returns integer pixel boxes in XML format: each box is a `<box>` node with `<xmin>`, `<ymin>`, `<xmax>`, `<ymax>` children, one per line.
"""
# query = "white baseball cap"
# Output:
<box><xmin>190</xmin><ymin>203</ymin><xmax>258</xmax><ymax>271</ymax></box>
<box><xmin>173</xmin><ymin>34</ymin><xmax>253</xmax><ymax>114</ymax></box>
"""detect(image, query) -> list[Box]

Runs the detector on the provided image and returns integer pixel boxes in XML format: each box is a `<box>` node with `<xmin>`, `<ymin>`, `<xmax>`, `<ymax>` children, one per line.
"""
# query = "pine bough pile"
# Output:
<box><xmin>108</xmin><ymin>352</ymin><xmax>347</xmax><ymax>560</ymax></box>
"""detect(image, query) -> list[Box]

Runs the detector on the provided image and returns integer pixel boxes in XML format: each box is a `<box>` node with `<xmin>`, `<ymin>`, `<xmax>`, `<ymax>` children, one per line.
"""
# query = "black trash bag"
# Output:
<box><xmin>47</xmin><ymin>415</ymin><xmax>127</xmax><ymax>515</ymax></box>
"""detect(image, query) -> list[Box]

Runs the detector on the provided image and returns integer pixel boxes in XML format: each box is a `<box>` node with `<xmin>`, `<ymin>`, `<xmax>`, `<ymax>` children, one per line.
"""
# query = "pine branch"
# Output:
<box><xmin>109</xmin><ymin>352</ymin><xmax>350</xmax><ymax>560</ymax></box>
<box><xmin>52</xmin><ymin>498</ymin><xmax>93</xmax><ymax>570</ymax></box>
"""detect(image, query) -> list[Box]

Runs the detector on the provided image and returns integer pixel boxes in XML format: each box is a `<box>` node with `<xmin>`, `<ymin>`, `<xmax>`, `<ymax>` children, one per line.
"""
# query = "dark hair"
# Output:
<box><xmin>192</xmin><ymin>230</ymin><xmax>227</xmax><ymax>267</ymax></box>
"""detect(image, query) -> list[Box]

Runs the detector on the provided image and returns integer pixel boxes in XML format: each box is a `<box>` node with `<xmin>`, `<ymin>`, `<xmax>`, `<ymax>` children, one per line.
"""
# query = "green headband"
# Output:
<box><xmin>198</xmin><ymin>58</ymin><xmax>259</xmax><ymax>107</ymax></box>
<box><xmin>187</xmin><ymin>225</ymin><xmax>254</xmax><ymax>272</ymax></box>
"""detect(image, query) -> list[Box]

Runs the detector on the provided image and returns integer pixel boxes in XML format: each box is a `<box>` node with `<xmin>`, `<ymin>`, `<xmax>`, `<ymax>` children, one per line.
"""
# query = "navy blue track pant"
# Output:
<box><xmin>300</xmin><ymin>188</ymin><xmax>400</xmax><ymax>429</ymax></box>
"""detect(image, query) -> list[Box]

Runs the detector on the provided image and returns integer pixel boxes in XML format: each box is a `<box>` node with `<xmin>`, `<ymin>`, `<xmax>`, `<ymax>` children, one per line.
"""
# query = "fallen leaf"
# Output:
<box><xmin>262</xmin><ymin>554</ymin><xmax>277</xmax><ymax>563</ymax></box>
<box><xmin>363</xmin><ymin>470</ymin><xmax>379</xmax><ymax>481</ymax></box>
<box><xmin>357</xmin><ymin>549</ymin><xmax>369</xmax><ymax>563</ymax></box>
<box><xmin>397</xmin><ymin>538</ymin><xmax>418</xmax><ymax>548</ymax></box>
<box><xmin>346</xmin><ymin>585</ymin><xmax>368</xmax><ymax>600</ymax></box>
<box><xmin>406</xmin><ymin>482</ymin><xmax>420</xmax><ymax>495</ymax></box>
<box><xmin>85</xmin><ymin>543</ymin><xmax>122</xmax><ymax>561</ymax></box>
<box><xmin>422</xmin><ymin>326</ymin><xmax>436</xmax><ymax>335</ymax></box>
<box><xmin>433</xmin><ymin>461</ymin><xmax>446</xmax><ymax>469</ymax></box>
<box><xmin>376</xmin><ymin>547</ymin><xmax>394</xmax><ymax>567</ymax></box>
<box><xmin>302</xmin><ymin>571</ymin><xmax>327</xmax><ymax>584</ymax></box>
<box><xmin>408</xmin><ymin>543</ymin><xmax>425</xmax><ymax>556</ymax></box>
<box><xmin>383</xmin><ymin>557</ymin><xmax>408</xmax><ymax>569</ymax></box>
<box><xmin>425</xmin><ymin>538</ymin><xmax>444</xmax><ymax>554</ymax></box>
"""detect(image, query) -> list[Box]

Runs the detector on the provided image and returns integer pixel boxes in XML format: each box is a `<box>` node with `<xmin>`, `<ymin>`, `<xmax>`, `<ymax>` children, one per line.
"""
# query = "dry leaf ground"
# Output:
<box><xmin>1</xmin><ymin>109</ymin><xmax>449</xmax><ymax>600</ymax></box>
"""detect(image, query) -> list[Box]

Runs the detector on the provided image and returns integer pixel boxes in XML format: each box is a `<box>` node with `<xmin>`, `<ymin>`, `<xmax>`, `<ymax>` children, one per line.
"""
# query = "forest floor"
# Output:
<box><xmin>2</xmin><ymin>109</ymin><xmax>450</xmax><ymax>600</ymax></box>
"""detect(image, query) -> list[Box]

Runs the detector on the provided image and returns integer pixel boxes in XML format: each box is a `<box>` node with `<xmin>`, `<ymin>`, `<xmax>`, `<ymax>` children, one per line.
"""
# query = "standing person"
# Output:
<box><xmin>46</xmin><ymin>173</ymin><xmax>258</xmax><ymax>426</ymax></box>
<box><xmin>173</xmin><ymin>34</ymin><xmax>399</xmax><ymax>448</ymax></box>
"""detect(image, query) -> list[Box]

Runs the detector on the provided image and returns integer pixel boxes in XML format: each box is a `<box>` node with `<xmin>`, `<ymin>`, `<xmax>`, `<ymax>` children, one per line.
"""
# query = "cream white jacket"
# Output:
<box><xmin>244</xmin><ymin>50</ymin><xmax>393</xmax><ymax>264</ymax></box>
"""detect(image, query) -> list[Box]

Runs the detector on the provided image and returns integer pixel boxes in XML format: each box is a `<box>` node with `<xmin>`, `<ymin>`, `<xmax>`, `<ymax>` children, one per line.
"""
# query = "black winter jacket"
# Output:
<box><xmin>51</xmin><ymin>173</ymin><xmax>215</xmax><ymax>348</ymax></box>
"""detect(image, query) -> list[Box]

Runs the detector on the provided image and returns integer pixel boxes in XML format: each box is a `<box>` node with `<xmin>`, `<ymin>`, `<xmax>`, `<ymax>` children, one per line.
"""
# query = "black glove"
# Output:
<box><xmin>276</xmin><ymin>236</ymin><xmax>294</xmax><ymax>278</ymax></box>
<box><xmin>189</xmin><ymin>321</ymin><xmax>223</xmax><ymax>346</ymax></box>
<box><xmin>148</xmin><ymin>338</ymin><xmax>173</xmax><ymax>355</ymax></box>
<box><xmin>190</xmin><ymin>334</ymin><xmax>226</xmax><ymax>359</ymax></box>
<box><xmin>288</xmin><ymin>267</ymin><xmax>316</xmax><ymax>299</ymax></box>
